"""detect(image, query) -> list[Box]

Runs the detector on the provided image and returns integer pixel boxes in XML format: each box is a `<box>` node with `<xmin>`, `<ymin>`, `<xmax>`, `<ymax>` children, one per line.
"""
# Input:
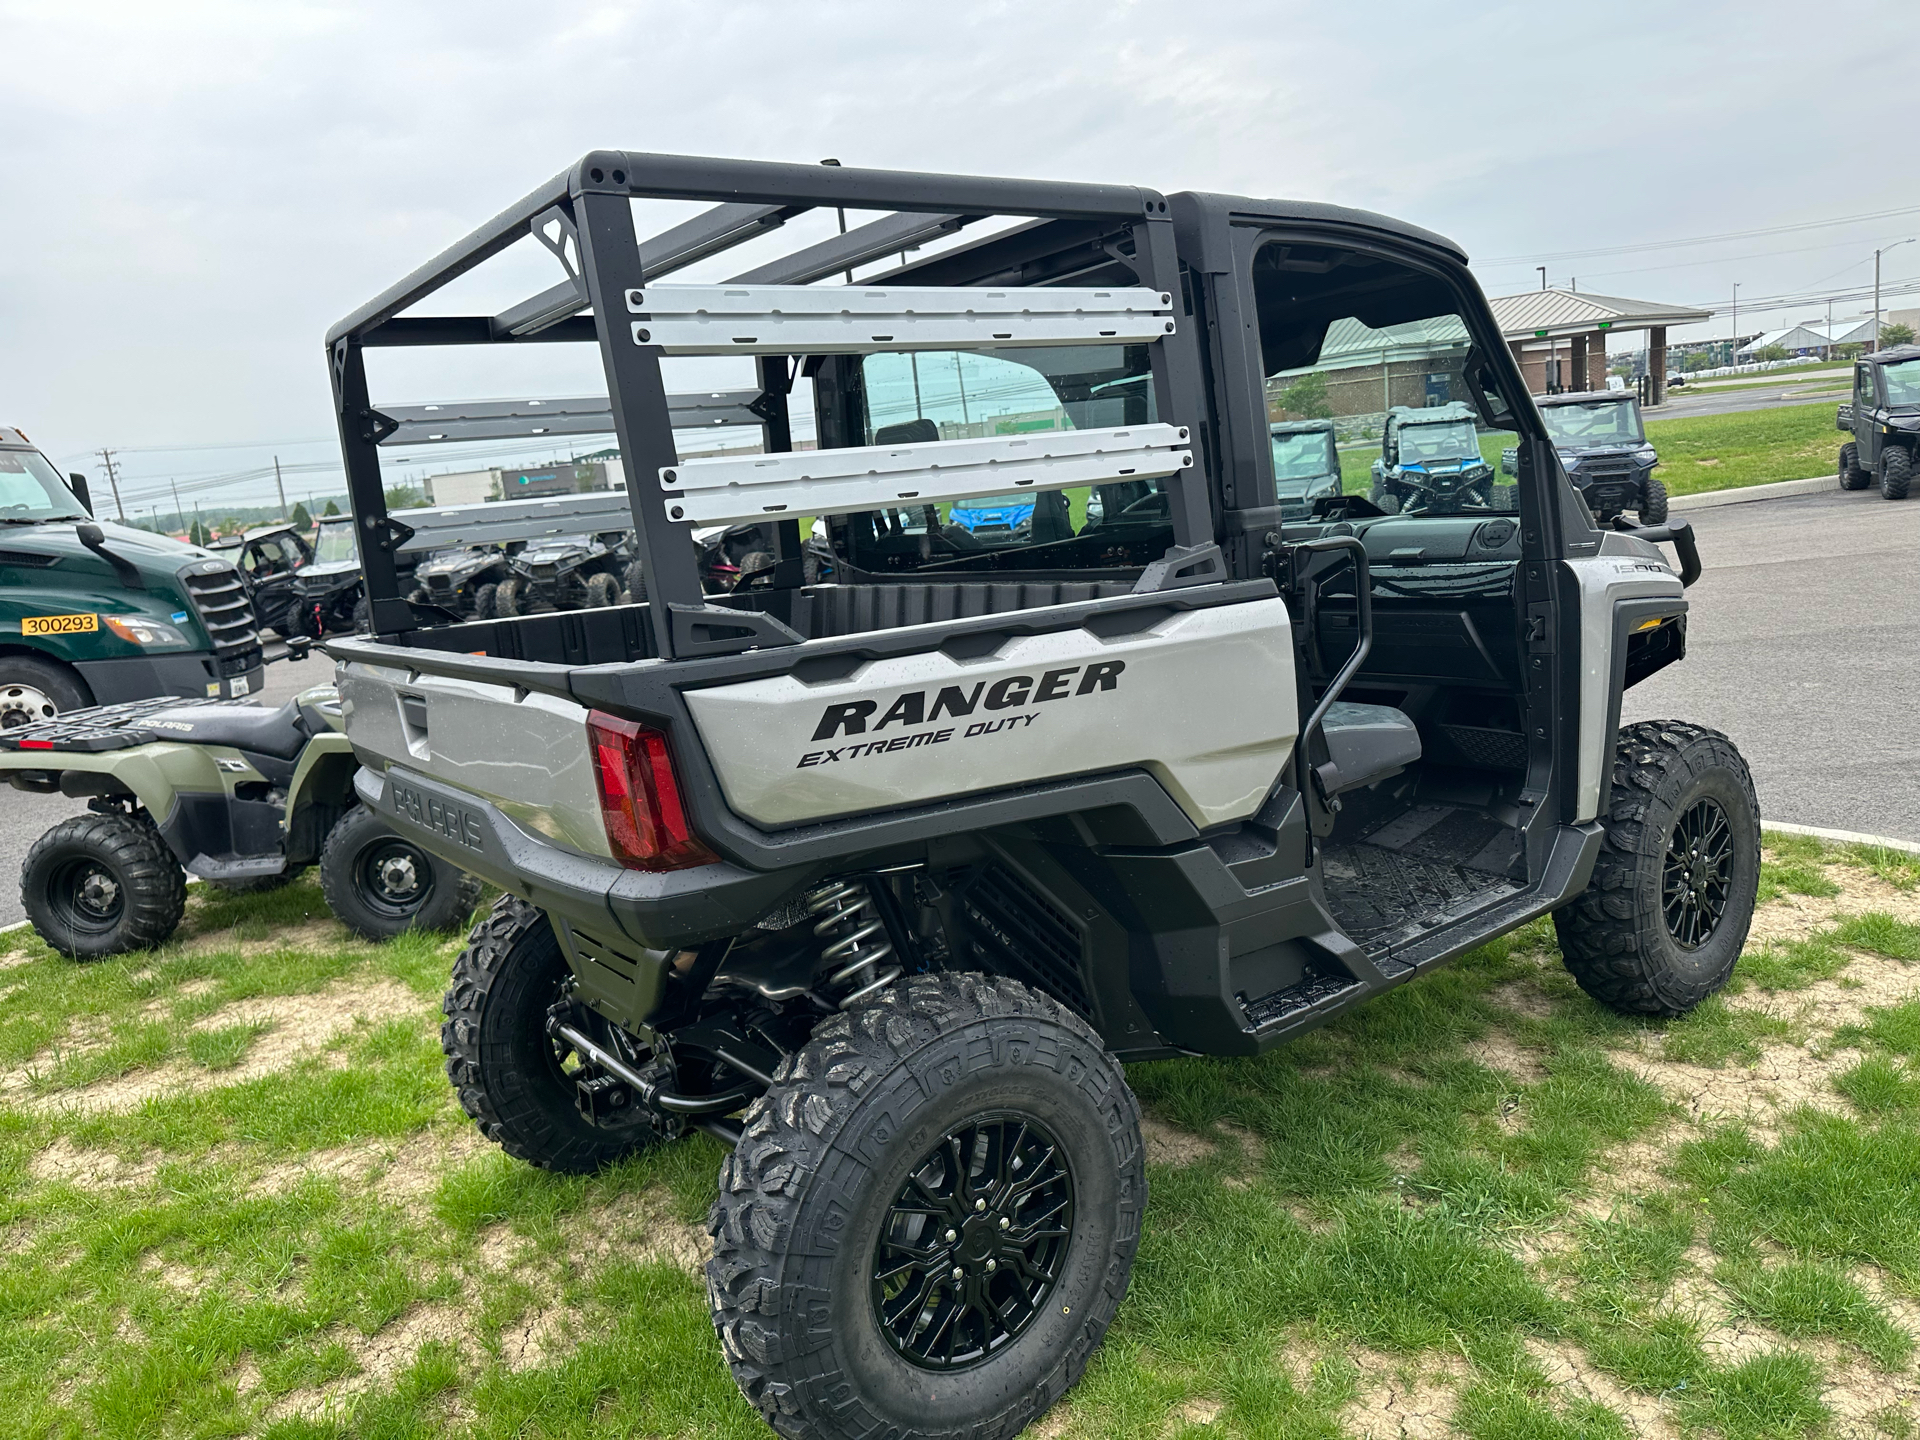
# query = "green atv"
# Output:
<box><xmin>1</xmin><ymin>676</ymin><xmax>480</xmax><ymax>956</ymax></box>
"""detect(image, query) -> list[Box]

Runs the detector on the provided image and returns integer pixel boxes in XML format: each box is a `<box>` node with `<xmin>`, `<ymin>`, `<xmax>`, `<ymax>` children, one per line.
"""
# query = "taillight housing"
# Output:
<box><xmin>586</xmin><ymin>711</ymin><xmax>717</xmax><ymax>871</ymax></box>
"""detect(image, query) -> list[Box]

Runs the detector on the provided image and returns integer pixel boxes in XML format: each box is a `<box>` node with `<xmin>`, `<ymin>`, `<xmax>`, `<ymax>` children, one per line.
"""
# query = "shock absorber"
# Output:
<box><xmin>806</xmin><ymin>877</ymin><xmax>903</xmax><ymax>1008</ymax></box>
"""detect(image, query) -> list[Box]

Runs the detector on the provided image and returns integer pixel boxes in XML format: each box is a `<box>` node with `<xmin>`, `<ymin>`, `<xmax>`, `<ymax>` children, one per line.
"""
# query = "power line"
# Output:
<box><xmin>1479</xmin><ymin>203</ymin><xmax>1920</xmax><ymax>267</ymax></box>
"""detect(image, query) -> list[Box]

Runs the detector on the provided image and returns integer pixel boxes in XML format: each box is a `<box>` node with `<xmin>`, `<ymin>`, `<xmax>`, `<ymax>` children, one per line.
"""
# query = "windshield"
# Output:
<box><xmin>313</xmin><ymin>523</ymin><xmax>358</xmax><ymax>565</ymax></box>
<box><xmin>1882</xmin><ymin>358</ymin><xmax>1920</xmax><ymax>406</ymax></box>
<box><xmin>1397</xmin><ymin>422</ymin><xmax>1481</xmax><ymax>464</ymax></box>
<box><xmin>1271</xmin><ymin>429</ymin><xmax>1335</xmax><ymax>483</ymax></box>
<box><xmin>1540</xmin><ymin>399</ymin><xmax>1644</xmax><ymax>447</ymax></box>
<box><xmin>0</xmin><ymin>448</ymin><xmax>89</xmax><ymax>522</ymax></box>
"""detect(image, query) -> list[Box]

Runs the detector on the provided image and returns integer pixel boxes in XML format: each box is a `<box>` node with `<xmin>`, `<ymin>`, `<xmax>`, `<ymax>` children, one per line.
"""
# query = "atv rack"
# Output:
<box><xmin>377</xmin><ymin>391</ymin><xmax>764</xmax><ymax>446</ymax></box>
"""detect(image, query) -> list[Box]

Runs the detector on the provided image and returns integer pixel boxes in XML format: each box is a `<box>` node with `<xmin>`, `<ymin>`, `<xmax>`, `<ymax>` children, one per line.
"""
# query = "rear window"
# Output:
<box><xmin>836</xmin><ymin>345</ymin><xmax>1166</xmax><ymax>574</ymax></box>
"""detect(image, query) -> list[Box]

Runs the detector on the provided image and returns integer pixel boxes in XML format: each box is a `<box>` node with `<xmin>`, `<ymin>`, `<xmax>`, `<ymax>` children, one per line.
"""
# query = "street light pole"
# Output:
<box><xmin>1731</xmin><ymin>283</ymin><xmax>1739</xmax><ymax>367</ymax></box>
<box><xmin>1873</xmin><ymin>238</ymin><xmax>1917</xmax><ymax>351</ymax></box>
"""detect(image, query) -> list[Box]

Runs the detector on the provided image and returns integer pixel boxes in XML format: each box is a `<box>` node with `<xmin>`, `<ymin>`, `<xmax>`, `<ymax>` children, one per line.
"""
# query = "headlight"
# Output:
<box><xmin>104</xmin><ymin>615</ymin><xmax>187</xmax><ymax>648</ymax></box>
<box><xmin>1635</xmin><ymin>446</ymin><xmax>1658</xmax><ymax>463</ymax></box>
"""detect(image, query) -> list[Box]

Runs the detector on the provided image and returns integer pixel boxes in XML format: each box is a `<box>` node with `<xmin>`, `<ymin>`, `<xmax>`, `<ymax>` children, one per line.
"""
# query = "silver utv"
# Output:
<box><xmin>320</xmin><ymin>151</ymin><xmax>1753</xmax><ymax>1440</ymax></box>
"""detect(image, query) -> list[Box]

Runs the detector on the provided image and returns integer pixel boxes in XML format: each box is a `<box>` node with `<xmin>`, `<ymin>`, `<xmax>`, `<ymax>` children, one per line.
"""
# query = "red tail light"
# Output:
<box><xmin>586</xmin><ymin>711</ymin><xmax>717</xmax><ymax>871</ymax></box>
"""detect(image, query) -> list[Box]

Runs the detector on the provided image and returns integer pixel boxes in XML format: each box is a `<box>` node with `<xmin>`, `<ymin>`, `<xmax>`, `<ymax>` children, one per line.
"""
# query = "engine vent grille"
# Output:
<box><xmin>957</xmin><ymin>865</ymin><xmax>1093</xmax><ymax>1019</ymax></box>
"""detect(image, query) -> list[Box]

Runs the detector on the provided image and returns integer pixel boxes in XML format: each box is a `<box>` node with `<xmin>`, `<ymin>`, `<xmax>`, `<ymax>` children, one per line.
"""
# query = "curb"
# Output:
<box><xmin>1670</xmin><ymin>475</ymin><xmax>1834</xmax><ymax>511</ymax></box>
<box><xmin>1762</xmin><ymin>822</ymin><xmax>1920</xmax><ymax>857</ymax></box>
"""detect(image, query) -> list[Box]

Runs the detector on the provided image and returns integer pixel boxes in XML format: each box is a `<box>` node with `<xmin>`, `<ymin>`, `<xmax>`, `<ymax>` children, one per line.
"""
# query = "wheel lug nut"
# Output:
<box><xmin>998</xmin><ymin>1216</ymin><xmax>1010</xmax><ymax>1229</ymax></box>
<box><xmin>986</xmin><ymin>1259</ymin><xmax>997</xmax><ymax>1272</ymax></box>
<box><xmin>951</xmin><ymin>1266</ymin><xmax>963</xmax><ymax>1280</ymax></box>
<box><xmin>974</xmin><ymin>1198</ymin><xmax>986</xmax><ymax>1211</ymax></box>
<box><xmin>943</xmin><ymin>1229</ymin><xmax>957</xmax><ymax>1243</ymax></box>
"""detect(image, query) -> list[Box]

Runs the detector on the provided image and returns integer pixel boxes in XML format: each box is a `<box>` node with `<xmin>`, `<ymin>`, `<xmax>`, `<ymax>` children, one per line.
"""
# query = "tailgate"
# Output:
<box><xmin>336</xmin><ymin>660</ymin><xmax>610</xmax><ymax>858</ymax></box>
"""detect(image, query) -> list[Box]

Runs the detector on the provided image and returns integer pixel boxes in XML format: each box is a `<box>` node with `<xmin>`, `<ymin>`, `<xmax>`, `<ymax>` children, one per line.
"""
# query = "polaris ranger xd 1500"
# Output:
<box><xmin>1531</xmin><ymin>391</ymin><xmax>1667</xmax><ymax>525</ymax></box>
<box><xmin>1836</xmin><ymin>342</ymin><xmax>1920</xmax><ymax>498</ymax></box>
<box><xmin>1</xmin><ymin>428</ymin><xmax>264</xmax><ymax>726</ymax></box>
<box><xmin>323</xmin><ymin>152</ymin><xmax>1748</xmax><ymax>1440</ymax></box>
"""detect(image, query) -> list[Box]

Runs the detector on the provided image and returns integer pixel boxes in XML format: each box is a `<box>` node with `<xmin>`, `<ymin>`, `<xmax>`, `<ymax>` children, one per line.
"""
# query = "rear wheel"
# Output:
<box><xmin>1839</xmin><ymin>442</ymin><xmax>1872</xmax><ymax>490</ymax></box>
<box><xmin>22</xmin><ymin>813</ymin><xmax>186</xmax><ymax>957</ymax></box>
<box><xmin>1554</xmin><ymin>721</ymin><xmax>1760</xmax><ymax>1016</ymax></box>
<box><xmin>351</xmin><ymin>596</ymin><xmax>371</xmax><ymax>634</ymax></box>
<box><xmin>623</xmin><ymin>560</ymin><xmax>647</xmax><ymax>604</ymax></box>
<box><xmin>495</xmin><ymin>577</ymin><xmax>527</xmax><ymax>617</ymax></box>
<box><xmin>472</xmin><ymin>582</ymin><xmax>498</xmax><ymax>620</ymax></box>
<box><xmin>584</xmin><ymin>572</ymin><xmax>620</xmax><ymax>607</ymax></box>
<box><xmin>318</xmin><ymin>805</ymin><xmax>481</xmax><ymax>940</ymax></box>
<box><xmin>1637</xmin><ymin>476</ymin><xmax>1669</xmax><ymax>526</ymax></box>
<box><xmin>733</xmin><ymin>550</ymin><xmax>775</xmax><ymax>590</ymax></box>
<box><xmin>708</xmin><ymin>973</ymin><xmax>1144</xmax><ymax>1440</ymax></box>
<box><xmin>1879</xmin><ymin>444</ymin><xmax>1912</xmax><ymax>499</ymax></box>
<box><xmin>442</xmin><ymin>895</ymin><xmax>677</xmax><ymax>1172</ymax></box>
<box><xmin>0</xmin><ymin>657</ymin><xmax>90</xmax><ymax>731</ymax></box>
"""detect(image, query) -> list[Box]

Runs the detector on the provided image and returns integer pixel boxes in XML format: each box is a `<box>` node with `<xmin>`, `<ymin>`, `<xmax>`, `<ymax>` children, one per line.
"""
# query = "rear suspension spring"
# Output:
<box><xmin>806</xmin><ymin>877</ymin><xmax>903</xmax><ymax>1008</ymax></box>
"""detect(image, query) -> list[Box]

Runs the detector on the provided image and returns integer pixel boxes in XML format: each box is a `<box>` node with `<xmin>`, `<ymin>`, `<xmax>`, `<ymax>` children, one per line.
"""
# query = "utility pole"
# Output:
<box><xmin>169</xmin><ymin>477</ymin><xmax>185</xmax><ymax>534</ymax></box>
<box><xmin>1730</xmin><ymin>283</ymin><xmax>1739</xmax><ymax>367</ymax></box>
<box><xmin>1827</xmin><ymin>297</ymin><xmax>1834</xmax><ymax>361</ymax></box>
<box><xmin>273</xmin><ymin>455</ymin><xmax>287</xmax><ymax>516</ymax></box>
<box><xmin>96</xmin><ymin>448</ymin><xmax>126</xmax><ymax>521</ymax></box>
<box><xmin>1871</xmin><ymin>238</ymin><xmax>1916</xmax><ymax>351</ymax></box>
<box><xmin>1537</xmin><ymin>267</ymin><xmax>1547</xmax><ymax>291</ymax></box>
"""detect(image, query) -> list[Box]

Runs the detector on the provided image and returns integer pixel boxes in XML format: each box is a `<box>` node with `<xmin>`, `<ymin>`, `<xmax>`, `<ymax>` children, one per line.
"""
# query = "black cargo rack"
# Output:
<box><xmin>0</xmin><ymin>696</ymin><xmax>257</xmax><ymax>754</ymax></box>
<box><xmin>325</xmin><ymin>151</ymin><xmax>1222</xmax><ymax>664</ymax></box>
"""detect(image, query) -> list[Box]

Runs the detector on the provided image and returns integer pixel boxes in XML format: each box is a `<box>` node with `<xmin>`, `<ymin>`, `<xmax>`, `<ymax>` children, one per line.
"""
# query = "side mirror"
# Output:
<box><xmin>68</xmin><ymin>474</ymin><xmax>93</xmax><ymax>515</ymax></box>
<box><xmin>1500</xmin><ymin>447</ymin><xmax>1519</xmax><ymax>478</ymax></box>
<box><xmin>75</xmin><ymin>521</ymin><xmax>105</xmax><ymax>547</ymax></box>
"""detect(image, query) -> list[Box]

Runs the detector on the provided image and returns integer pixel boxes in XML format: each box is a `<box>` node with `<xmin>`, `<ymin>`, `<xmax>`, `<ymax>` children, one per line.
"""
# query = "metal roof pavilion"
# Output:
<box><xmin>1488</xmin><ymin>288</ymin><xmax>1711</xmax><ymax>341</ymax></box>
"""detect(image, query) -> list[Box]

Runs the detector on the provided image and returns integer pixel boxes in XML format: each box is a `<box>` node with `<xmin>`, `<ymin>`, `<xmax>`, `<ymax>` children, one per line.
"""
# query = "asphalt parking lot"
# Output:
<box><xmin>3</xmin><ymin>490</ymin><xmax>1914</xmax><ymax>929</ymax></box>
<box><xmin>1624</xmin><ymin>485</ymin><xmax>1920</xmax><ymax>841</ymax></box>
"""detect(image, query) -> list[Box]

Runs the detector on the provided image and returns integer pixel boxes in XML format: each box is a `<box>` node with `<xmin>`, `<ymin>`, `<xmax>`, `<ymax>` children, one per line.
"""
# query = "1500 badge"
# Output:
<box><xmin>389</xmin><ymin>777</ymin><xmax>485</xmax><ymax>851</ymax></box>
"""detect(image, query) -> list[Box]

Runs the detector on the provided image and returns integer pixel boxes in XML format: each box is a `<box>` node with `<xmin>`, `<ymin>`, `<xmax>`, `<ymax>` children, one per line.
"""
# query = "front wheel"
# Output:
<box><xmin>623</xmin><ymin>559</ymin><xmax>648</xmax><ymax>604</ymax></box>
<box><xmin>1637</xmin><ymin>476</ymin><xmax>1669</xmax><ymax>526</ymax></box>
<box><xmin>1370</xmin><ymin>487</ymin><xmax>1402</xmax><ymax>515</ymax></box>
<box><xmin>318</xmin><ymin>805</ymin><xmax>481</xmax><ymax>940</ymax></box>
<box><xmin>584</xmin><ymin>572</ymin><xmax>620</xmax><ymax>607</ymax></box>
<box><xmin>495</xmin><ymin>577</ymin><xmax>527</xmax><ymax>617</ymax></box>
<box><xmin>709</xmin><ymin>973</ymin><xmax>1145</xmax><ymax>1440</ymax></box>
<box><xmin>0</xmin><ymin>656</ymin><xmax>90</xmax><ymax>731</ymax></box>
<box><xmin>1554</xmin><ymin>721</ymin><xmax>1760</xmax><ymax>1016</ymax></box>
<box><xmin>1880</xmin><ymin>445</ymin><xmax>1912</xmax><ymax>500</ymax></box>
<box><xmin>442</xmin><ymin>895</ymin><xmax>677</xmax><ymax>1172</ymax></box>
<box><xmin>1839</xmin><ymin>442</ymin><xmax>1873</xmax><ymax>490</ymax></box>
<box><xmin>472</xmin><ymin>582</ymin><xmax>498</xmax><ymax>620</ymax></box>
<box><xmin>22</xmin><ymin>813</ymin><xmax>186</xmax><ymax>957</ymax></box>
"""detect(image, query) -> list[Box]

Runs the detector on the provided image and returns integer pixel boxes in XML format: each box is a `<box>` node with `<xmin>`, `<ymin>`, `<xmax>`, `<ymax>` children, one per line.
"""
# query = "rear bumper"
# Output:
<box><xmin>352</xmin><ymin>765</ymin><xmax>809</xmax><ymax>950</ymax></box>
<box><xmin>74</xmin><ymin>652</ymin><xmax>266</xmax><ymax>705</ymax></box>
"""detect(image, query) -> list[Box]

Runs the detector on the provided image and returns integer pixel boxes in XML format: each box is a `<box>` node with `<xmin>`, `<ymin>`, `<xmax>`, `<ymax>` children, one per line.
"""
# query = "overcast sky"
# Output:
<box><xmin>4</xmin><ymin>0</ymin><xmax>1916</xmax><ymax>516</ymax></box>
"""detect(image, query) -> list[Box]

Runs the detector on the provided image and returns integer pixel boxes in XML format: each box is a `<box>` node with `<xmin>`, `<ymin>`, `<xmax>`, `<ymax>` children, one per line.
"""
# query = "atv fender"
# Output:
<box><xmin>284</xmin><ymin>732</ymin><xmax>360</xmax><ymax>866</ymax></box>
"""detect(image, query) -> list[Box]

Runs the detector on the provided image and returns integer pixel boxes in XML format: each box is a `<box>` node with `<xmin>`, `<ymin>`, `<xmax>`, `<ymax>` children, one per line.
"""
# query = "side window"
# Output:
<box><xmin>1253</xmin><ymin>239</ymin><xmax>1520</xmax><ymax>523</ymax></box>
<box><xmin>838</xmin><ymin>345</ymin><xmax>1165</xmax><ymax>573</ymax></box>
<box><xmin>1857</xmin><ymin>367</ymin><xmax>1876</xmax><ymax>405</ymax></box>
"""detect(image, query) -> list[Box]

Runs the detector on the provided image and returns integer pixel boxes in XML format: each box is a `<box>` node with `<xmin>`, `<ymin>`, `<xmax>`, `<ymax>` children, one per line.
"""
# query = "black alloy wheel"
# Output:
<box><xmin>872</xmin><ymin>1114</ymin><xmax>1075</xmax><ymax>1371</ymax></box>
<box><xmin>1661</xmin><ymin>797</ymin><xmax>1733</xmax><ymax>949</ymax></box>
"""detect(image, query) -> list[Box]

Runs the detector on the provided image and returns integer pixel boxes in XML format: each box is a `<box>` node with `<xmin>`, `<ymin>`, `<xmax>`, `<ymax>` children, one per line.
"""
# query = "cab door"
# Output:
<box><xmin>1855</xmin><ymin>365</ymin><xmax>1882</xmax><ymax>467</ymax></box>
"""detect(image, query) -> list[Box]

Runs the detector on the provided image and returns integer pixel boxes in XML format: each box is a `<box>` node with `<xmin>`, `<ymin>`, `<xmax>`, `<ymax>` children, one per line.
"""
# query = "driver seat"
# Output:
<box><xmin>141</xmin><ymin>699</ymin><xmax>314</xmax><ymax>761</ymax></box>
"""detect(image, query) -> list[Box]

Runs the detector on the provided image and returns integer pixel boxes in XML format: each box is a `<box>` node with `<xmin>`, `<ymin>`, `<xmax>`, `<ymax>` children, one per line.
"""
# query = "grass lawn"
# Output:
<box><xmin>1645</xmin><ymin>402</ymin><xmax>1846</xmax><ymax>497</ymax></box>
<box><xmin>3</xmin><ymin>836</ymin><xmax>1919</xmax><ymax>1437</ymax></box>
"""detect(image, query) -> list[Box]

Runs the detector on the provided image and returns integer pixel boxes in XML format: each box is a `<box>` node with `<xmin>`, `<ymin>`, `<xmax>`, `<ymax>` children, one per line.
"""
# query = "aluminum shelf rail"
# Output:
<box><xmin>387</xmin><ymin>491</ymin><xmax>638</xmax><ymax>555</ymax></box>
<box><xmin>660</xmin><ymin>423</ymin><xmax>1192</xmax><ymax>525</ymax></box>
<box><xmin>624</xmin><ymin>283</ymin><xmax>1174</xmax><ymax>355</ymax></box>
<box><xmin>376</xmin><ymin>392</ymin><xmax>762</xmax><ymax>446</ymax></box>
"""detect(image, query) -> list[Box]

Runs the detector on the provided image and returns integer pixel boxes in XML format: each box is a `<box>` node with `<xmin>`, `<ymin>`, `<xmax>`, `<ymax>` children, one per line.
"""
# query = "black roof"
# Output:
<box><xmin>1864</xmin><ymin>344</ymin><xmax>1920</xmax><ymax>367</ymax></box>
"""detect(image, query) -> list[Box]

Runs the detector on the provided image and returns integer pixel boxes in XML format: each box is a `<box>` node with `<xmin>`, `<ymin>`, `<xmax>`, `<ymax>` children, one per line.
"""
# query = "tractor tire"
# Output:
<box><xmin>584</xmin><ymin>572</ymin><xmax>620</xmax><ymax>607</ymax></box>
<box><xmin>0</xmin><ymin>656</ymin><xmax>91</xmax><ymax>731</ymax></box>
<box><xmin>623</xmin><ymin>560</ymin><xmax>648</xmax><ymax>604</ymax></box>
<box><xmin>708</xmin><ymin>973</ymin><xmax>1145</xmax><ymax>1440</ymax></box>
<box><xmin>442</xmin><ymin>894</ymin><xmax>678</xmax><ymax>1172</ymax></box>
<box><xmin>22</xmin><ymin>812</ymin><xmax>186</xmax><ymax>958</ymax></box>
<box><xmin>1637</xmin><ymin>476</ymin><xmax>1669</xmax><ymax>526</ymax></box>
<box><xmin>495</xmin><ymin>577</ymin><xmax>527</xmax><ymax>617</ymax></box>
<box><xmin>1879</xmin><ymin>445</ymin><xmax>1912</xmax><ymax>500</ymax></box>
<box><xmin>1553</xmin><ymin>721</ymin><xmax>1760</xmax><ymax>1016</ymax></box>
<box><xmin>472</xmin><ymin>583</ymin><xmax>498</xmax><ymax>620</ymax></box>
<box><xmin>319</xmin><ymin>805</ymin><xmax>481</xmax><ymax>941</ymax></box>
<box><xmin>1838</xmin><ymin>442</ymin><xmax>1872</xmax><ymax>490</ymax></box>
